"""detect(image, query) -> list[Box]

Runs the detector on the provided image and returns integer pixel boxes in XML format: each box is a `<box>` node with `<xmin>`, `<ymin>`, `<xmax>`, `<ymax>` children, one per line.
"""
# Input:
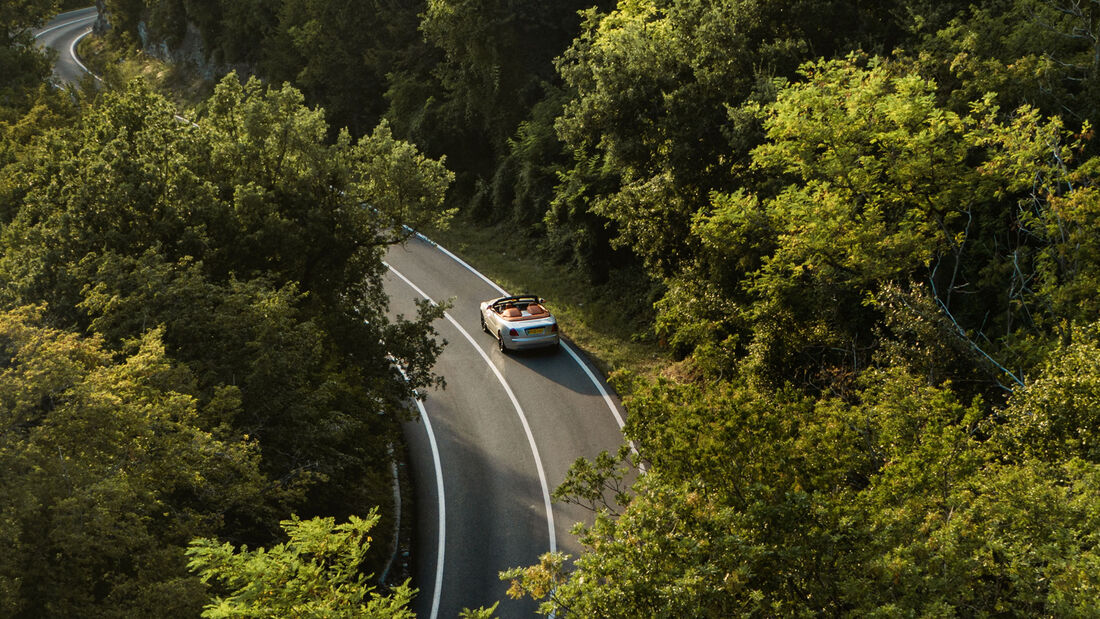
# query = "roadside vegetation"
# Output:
<box><xmin>3</xmin><ymin>3</ymin><xmax>450</xmax><ymax>615</ymax></box>
<box><xmin>7</xmin><ymin>0</ymin><xmax>1100</xmax><ymax>615</ymax></box>
<box><xmin>77</xmin><ymin>34</ymin><xmax>217</xmax><ymax>109</ymax></box>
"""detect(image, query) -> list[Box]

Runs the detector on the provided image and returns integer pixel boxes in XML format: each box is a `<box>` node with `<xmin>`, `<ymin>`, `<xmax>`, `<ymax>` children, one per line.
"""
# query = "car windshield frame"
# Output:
<box><xmin>489</xmin><ymin>295</ymin><xmax>545</xmax><ymax>313</ymax></box>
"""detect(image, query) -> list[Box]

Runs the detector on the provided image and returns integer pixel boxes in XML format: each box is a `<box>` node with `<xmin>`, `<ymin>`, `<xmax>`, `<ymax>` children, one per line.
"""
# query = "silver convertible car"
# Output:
<box><xmin>480</xmin><ymin>294</ymin><xmax>560</xmax><ymax>353</ymax></box>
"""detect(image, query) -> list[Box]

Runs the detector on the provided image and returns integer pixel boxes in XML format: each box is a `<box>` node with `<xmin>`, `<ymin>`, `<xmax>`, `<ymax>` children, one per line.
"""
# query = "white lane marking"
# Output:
<box><xmin>379</xmin><ymin>445</ymin><xmax>402</xmax><ymax>584</ymax></box>
<box><xmin>399</xmin><ymin>368</ymin><xmax>446</xmax><ymax>619</ymax></box>
<box><xmin>34</xmin><ymin>10</ymin><xmax>101</xmax><ymax>84</ymax></box>
<box><xmin>413</xmin><ymin>231</ymin><xmax>508</xmax><ymax>296</ymax></box>
<box><xmin>560</xmin><ymin>344</ymin><xmax>626</xmax><ymax>429</ymax></box>
<box><xmin>386</xmin><ymin>263</ymin><xmax>558</xmax><ymax>556</ymax></box>
<box><xmin>409</xmin><ymin>231</ymin><xmax>626</xmax><ymax>430</ymax></box>
<box><xmin>69</xmin><ymin>27</ymin><xmax>100</xmax><ymax>81</ymax></box>
<box><xmin>33</xmin><ymin>13</ymin><xmax>96</xmax><ymax>39</ymax></box>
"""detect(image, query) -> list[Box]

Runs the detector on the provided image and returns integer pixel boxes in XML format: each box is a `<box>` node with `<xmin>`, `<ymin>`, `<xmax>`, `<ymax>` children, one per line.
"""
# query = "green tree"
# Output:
<box><xmin>917</xmin><ymin>0</ymin><xmax>1100</xmax><ymax>134</ymax></box>
<box><xmin>694</xmin><ymin>55</ymin><xmax>998</xmax><ymax>385</ymax></box>
<box><xmin>999</xmin><ymin>323</ymin><xmax>1100</xmax><ymax>463</ymax></box>
<box><xmin>507</xmin><ymin>367</ymin><xmax>1100</xmax><ymax>615</ymax></box>
<box><xmin>187</xmin><ymin>512</ymin><xmax>416</xmax><ymax>618</ymax></box>
<box><xmin>0</xmin><ymin>306</ymin><xmax>273</xmax><ymax>617</ymax></box>
<box><xmin>101</xmin><ymin>0</ymin><xmax>148</xmax><ymax>46</ymax></box>
<box><xmin>418</xmin><ymin>0</ymin><xmax>599</xmax><ymax>152</ymax></box>
<box><xmin>1</xmin><ymin>0</ymin><xmax>58</xmax><ymax>118</ymax></box>
<box><xmin>658</xmin><ymin>54</ymin><xmax>1100</xmax><ymax>392</ymax></box>
<box><xmin>382</xmin><ymin>0</ymin><xmax>605</xmax><ymax>227</ymax></box>
<box><xmin>262</xmin><ymin>0</ymin><xmax>420</xmax><ymax>135</ymax></box>
<box><xmin>551</xmin><ymin>0</ymin><xmax>920</xmax><ymax>280</ymax></box>
<box><xmin>0</xmin><ymin>74</ymin><xmax>451</xmax><ymax>530</ymax></box>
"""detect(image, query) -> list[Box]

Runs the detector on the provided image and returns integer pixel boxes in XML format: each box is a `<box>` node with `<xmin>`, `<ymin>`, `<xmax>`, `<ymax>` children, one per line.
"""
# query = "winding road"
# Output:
<box><xmin>38</xmin><ymin>9</ymin><xmax>629</xmax><ymax>617</ymax></box>
<box><xmin>33</xmin><ymin>7</ymin><xmax>98</xmax><ymax>86</ymax></box>
<box><xmin>385</xmin><ymin>236</ymin><xmax>627</xmax><ymax>616</ymax></box>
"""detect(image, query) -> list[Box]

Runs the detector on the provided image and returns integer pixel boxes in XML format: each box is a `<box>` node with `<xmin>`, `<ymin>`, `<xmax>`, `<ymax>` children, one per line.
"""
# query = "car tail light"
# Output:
<box><xmin>509</xmin><ymin>328</ymin><xmax>519</xmax><ymax>336</ymax></box>
<box><xmin>551</xmin><ymin>324</ymin><xmax>558</xmax><ymax>333</ymax></box>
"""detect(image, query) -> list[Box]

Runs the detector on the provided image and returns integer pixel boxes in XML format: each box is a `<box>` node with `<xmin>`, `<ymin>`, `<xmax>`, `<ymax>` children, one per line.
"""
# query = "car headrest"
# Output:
<box><xmin>502</xmin><ymin>307</ymin><xmax>521</xmax><ymax>318</ymax></box>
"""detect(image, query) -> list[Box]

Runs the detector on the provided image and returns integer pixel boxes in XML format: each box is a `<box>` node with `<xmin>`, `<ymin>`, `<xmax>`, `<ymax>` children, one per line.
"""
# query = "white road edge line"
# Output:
<box><xmin>386</xmin><ymin>263</ymin><xmax>558</xmax><ymax>557</ymax></box>
<box><xmin>410</xmin><ymin>230</ymin><xmax>627</xmax><ymax>430</ymax></box>
<box><xmin>43</xmin><ymin>12</ymin><xmax>184</xmax><ymax>113</ymax></box>
<box><xmin>69</xmin><ymin>27</ymin><xmax>100</xmax><ymax>81</ymax></box>
<box><xmin>33</xmin><ymin>13</ymin><xmax>96</xmax><ymax>39</ymax></box>
<box><xmin>560</xmin><ymin>344</ymin><xmax>626</xmax><ymax>428</ymax></box>
<box><xmin>415</xmin><ymin>231</ymin><xmax>509</xmax><ymax>297</ymax></box>
<box><xmin>397</xmin><ymin>367</ymin><xmax>446</xmax><ymax>619</ymax></box>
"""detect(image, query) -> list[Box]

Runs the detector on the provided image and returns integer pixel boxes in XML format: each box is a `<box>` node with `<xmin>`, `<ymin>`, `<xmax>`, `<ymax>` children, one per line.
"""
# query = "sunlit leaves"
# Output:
<box><xmin>739</xmin><ymin>56</ymin><xmax>980</xmax><ymax>293</ymax></box>
<box><xmin>999</xmin><ymin>324</ymin><xmax>1100</xmax><ymax>463</ymax></box>
<box><xmin>0</xmin><ymin>307</ymin><xmax>269</xmax><ymax>616</ymax></box>
<box><xmin>187</xmin><ymin>512</ymin><xmax>416</xmax><ymax>618</ymax></box>
<box><xmin>0</xmin><ymin>73</ymin><xmax>452</xmax><ymax>612</ymax></box>
<box><xmin>511</xmin><ymin>365</ymin><xmax>1100</xmax><ymax>615</ymax></box>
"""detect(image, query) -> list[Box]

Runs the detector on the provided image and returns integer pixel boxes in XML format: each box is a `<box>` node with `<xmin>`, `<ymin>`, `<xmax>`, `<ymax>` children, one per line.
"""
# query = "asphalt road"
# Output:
<box><xmin>37</xmin><ymin>12</ymin><xmax>631</xmax><ymax>615</ymax></box>
<box><xmin>385</xmin><ymin>235</ymin><xmax>628</xmax><ymax>616</ymax></box>
<box><xmin>33</xmin><ymin>7</ymin><xmax>98</xmax><ymax>86</ymax></box>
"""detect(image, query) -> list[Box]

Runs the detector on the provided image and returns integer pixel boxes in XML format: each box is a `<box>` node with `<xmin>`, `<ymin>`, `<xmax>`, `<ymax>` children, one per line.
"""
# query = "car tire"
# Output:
<box><xmin>497</xmin><ymin>331</ymin><xmax>508</xmax><ymax>354</ymax></box>
<box><xmin>480</xmin><ymin>312</ymin><xmax>489</xmax><ymax>333</ymax></box>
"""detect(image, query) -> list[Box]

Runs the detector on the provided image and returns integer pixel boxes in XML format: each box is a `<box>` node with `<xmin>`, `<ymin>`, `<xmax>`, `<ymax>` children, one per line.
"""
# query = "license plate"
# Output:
<box><xmin>526</xmin><ymin>327</ymin><xmax>545</xmax><ymax>335</ymax></box>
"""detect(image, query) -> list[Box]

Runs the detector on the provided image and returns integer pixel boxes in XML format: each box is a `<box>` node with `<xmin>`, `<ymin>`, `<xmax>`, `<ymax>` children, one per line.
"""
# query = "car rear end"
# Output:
<box><xmin>502</xmin><ymin>317</ymin><xmax>559</xmax><ymax>350</ymax></box>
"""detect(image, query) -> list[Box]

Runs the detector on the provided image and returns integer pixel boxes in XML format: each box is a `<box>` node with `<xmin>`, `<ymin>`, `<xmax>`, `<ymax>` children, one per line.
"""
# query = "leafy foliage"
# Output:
<box><xmin>0</xmin><ymin>306</ymin><xmax>271</xmax><ymax>617</ymax></box>
<box><xmin>549</xmin><ymin>0</ymin><xmax>914</xmax><ymax>280</ymax></box>
<box><xmin>1</xmin><ymin>0</ymin><xmax>58</xmax><ymax>121</ymax></box>
<box><xmin>657</xmin><ymin>55</ymin><xmax>1100</xmax><ymax>395</ymax></box>
<box><xmin>504</xmin><ymin>37</ymin><xmax>1100</xmax><ymax>613</ymax></box>
<box><xmin>187</xmin><ymin>512</ymin><xmax>416</xmax><ymax>618</ymax></box>
<box><xmin>508</xmin><ymin>366</ymin><xmax>1100</xmax><ymax>615</ymax></box>
<box><xmin>21</xmin><ymin>0</ymin><xmax>1100</xmax><ymax>614</ymax></box>
<box><xmin>1</xmin><ymin>64</ymin><xmax>450</xmax><ymax>612</ymax></box>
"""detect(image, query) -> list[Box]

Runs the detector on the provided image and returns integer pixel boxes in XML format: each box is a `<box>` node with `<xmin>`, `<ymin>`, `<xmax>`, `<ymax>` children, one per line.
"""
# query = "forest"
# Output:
<box><xmin>4</xmin><ymin>0</ymin><xmax>1100</xmax><ymax>615</ymax></box>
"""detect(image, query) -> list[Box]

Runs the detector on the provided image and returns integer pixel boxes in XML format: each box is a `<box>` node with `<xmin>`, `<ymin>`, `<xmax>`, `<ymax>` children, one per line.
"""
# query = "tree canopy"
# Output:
<box><xmin>14</xmin><ymin>0</ymin><xmax>1100</xmax><ymax>614</ymax></box>
<box><xmin>1</xmin><ymin>60</ymin><xmax>449</xmax><ymax>613</ymax></box>
<box><xmin>1</xmin><ymin>0</ymin><xmax>58</xmax><ymax>119</ymax></box>
<box><xmin>187</xmin><ymin>512</ymin><xmax>417</xmax><ymax>618</ymax></box>
<box><xmin>0</xmin><ymin>306</ymin><xmax>270</xmax><ymax>616</ymax></box>
<box><xmin>508</xmin><ymin>354</ymin><xmax>1100</xmax><ymax>615</ymax></box>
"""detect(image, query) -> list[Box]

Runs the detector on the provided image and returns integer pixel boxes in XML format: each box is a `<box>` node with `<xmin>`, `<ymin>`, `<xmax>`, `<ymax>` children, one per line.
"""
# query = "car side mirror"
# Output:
<box><xmin>538</xmin><ymin>298</ymin><xmax>545</xmax><ymax>303</ymax></box>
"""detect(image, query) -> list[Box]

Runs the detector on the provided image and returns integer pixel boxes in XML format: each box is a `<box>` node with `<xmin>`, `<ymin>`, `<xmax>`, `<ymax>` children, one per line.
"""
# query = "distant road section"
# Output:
<box><xmin>33</xmin><ymin>7</ymin><xmax>98</xmax><ymax>86</ymax></box>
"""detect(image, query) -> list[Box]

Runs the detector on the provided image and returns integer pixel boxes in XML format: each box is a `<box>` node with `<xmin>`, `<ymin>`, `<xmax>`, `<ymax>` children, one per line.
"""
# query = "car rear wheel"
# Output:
<box><xmin>497</xmin><ymin>331</ymin><xmax>508</xmax><ymax>354</ymax></box>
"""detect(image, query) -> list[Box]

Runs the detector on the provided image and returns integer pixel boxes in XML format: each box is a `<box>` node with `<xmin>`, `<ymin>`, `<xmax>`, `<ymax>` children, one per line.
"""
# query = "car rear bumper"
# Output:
<box><xmin>505</xmin><ymin>333</ymin><xmax>560</xmax><ymax>350</ymax></box>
